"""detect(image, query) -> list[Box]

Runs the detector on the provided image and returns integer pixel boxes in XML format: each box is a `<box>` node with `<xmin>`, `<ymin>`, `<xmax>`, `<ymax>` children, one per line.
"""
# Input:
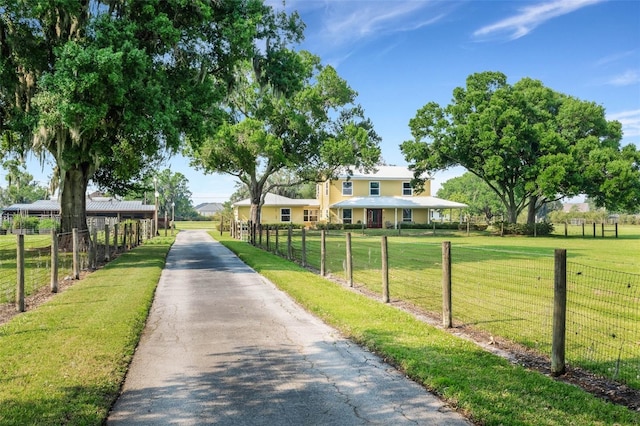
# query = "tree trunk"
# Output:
<box><xmin>59</xmin><ymin>164</ymin><xmax>91</xmax><ymax>249</ymax></box>
<box><xmin>527</xmin><ymin>196</ymin><xmax>538</xmax><ymax>225</ymax></box>
<box><xmin>506</xmin><ymin>205</ymin><xmax>518</xmax><ymax>223</ymax></box>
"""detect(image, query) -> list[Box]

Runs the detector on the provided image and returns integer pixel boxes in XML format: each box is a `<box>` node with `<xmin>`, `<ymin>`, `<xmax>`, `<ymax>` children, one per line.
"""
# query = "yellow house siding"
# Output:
<box><xmin>328</xmin><ymin>178</ymin><xmax>431</xmax><ymax>201</ymax></box>
<box><xmin>235</xmin><ymin>204</ymin><xmax>319</xmax><ymax>225</ymax></box>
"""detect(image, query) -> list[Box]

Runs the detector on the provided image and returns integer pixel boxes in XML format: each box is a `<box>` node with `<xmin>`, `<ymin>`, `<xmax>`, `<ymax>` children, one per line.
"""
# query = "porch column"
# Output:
<box><xmin>362</xmin><ymin>209</ymin><xmax>366</xmax><ymax>224</ymax></box>
<box><xmin>394</xmin><ymin>208</ymin><xmax>398</xmax><ymax>229</ymax></box>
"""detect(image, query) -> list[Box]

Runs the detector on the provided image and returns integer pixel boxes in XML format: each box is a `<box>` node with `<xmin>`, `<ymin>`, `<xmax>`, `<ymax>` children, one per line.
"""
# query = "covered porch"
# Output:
<box><xmin>330</xmin><ymin>196</ymin><xmax>468</xmax><ymax>229</ymax></box>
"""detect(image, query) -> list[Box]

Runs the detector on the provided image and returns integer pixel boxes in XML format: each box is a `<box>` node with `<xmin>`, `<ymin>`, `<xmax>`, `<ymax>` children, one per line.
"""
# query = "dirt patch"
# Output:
<box><xmin>0</xmin><ymin>270</ymin><xmax>93</xmax><ymax>326</ymax></box>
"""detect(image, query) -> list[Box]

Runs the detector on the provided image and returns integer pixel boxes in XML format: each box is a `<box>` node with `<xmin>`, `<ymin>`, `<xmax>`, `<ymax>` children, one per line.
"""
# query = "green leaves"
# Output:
<box><xmin>403</xmin><ymin>71</ymin><xmax>640</xmax><ymax>222</ymax></box>
<box><xmin>191</xmin><ymin>48</ymin><xmax>381</xmax><ymax>223</ymax></box>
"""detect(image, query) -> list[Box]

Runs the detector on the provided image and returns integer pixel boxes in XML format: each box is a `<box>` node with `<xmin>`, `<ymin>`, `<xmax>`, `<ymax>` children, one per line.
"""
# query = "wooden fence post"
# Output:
<box><xmin>114</xmin><ymin>223</ymin><xmax>119</xmax><ymax>254</ymax></box>
<box><xmin>258</xmin><ymin>224</ymin><xmax>263</xmax><ymax>247</ymax></box>
<box><xmin>381</xmin><ymin>235</ymin><xmax>389</xmax><ymax>303</ymax></box>
<box><xmin>442</xmin><ymin>241</ymin><xmax>452</xmax><ymax>328</ymax></box>
<box><xmin>615</xmin><ymin>223</ymin><xmax>618</xmax><ymax>238</ymax></box>
<box><xmin>275</xmin><ymin>227</ymin><xmax>279</xmax><ymax>254</ymax></box>
<box><xmin>287</xmin><ymin>225</ymin><xmax>293</xmax><ymax>260</ymax></box>
<box><xmin>91</xmin><ymin>227</ymin><xmax>98</xmax><ymax>269</ymax></box>
<box><xmin>564</xmin><ymin>222</ymin><xmax>568</xmax><ymax>237</ymax></box>
<box><xmin>301</xmin><ymin>228</ymin><xmax>307</xmax><ymax>267</ymax></box>
<box><xmin>593</xmin><ymin>222</ymin><xmax>596</xmax><ymax>238</ymax></box>
<box><xmin>320</xmin><ymin>230</ymin><xmax>326</xmax><ymax>277</ymax></box>
<box><xmin>51</xmin><ymin>230</ymin><xmax>58</xmax><ymax>293</ymax></box>
<box><xmin>16</xmin><ymin>234</ymin><xmax>25</xmax><ymax>312</ymax></box>
<box><xmin>551</xmin><ymin>249</ymin><xmax>567</xmax><ymax>376</ymax></box>
<box><xmin>104</xmin><ymin>224</ymin><xmax>110</xmax><ymax>262</ymax></box>
<box><xmin>72</xmin><ymin>228</ymin><xmax>80</xmax><ymax>279</ymax></box>
<box><xmin>266</xmin><ymin>226</ymin><xmax>270</xmax><ymax>251</ymax></box>
<box><xmin>346</xmin><ymin>232</ymin><xmax>353</xmax><ymax>287</ymax></box>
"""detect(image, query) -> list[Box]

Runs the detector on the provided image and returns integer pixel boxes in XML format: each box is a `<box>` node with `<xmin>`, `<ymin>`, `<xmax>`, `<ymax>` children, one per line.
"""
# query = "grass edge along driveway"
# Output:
<box><xmin>0</xmin><ymin>236</ymin><xmax>175</xmax><ymax>425</ymax></box>
<box><xmin>214</xmin><ymin>232</ymin><xmax>639</xmax><ymax>426</ymax></box>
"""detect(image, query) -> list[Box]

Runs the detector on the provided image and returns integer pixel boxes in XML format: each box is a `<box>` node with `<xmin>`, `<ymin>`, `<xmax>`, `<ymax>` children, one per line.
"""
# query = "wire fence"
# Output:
<box><xmin>251</xmin><ymin>226</ymin><xmax>640</xmax><ymax>390</ymax></box>
<box><xmin>0</xmin><ymin>219</ymin><xmax>154</xmax><ymax>308</ymax></box>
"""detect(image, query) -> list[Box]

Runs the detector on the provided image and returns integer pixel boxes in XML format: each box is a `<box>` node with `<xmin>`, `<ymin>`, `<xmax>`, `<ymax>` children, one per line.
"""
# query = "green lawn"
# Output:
<box><xmin>0</xmin><ymin>234</ymin><xmax>71</xmax><ymax>304</ymax></box>
<box><xmin>0</xmin><ymin>227</ymin><xmax>637</xmax><ymax>425</ymax></box>
<box><xmin>215</xmin><ymin>231</ymin><xmax>639</xmax><ymax>425</ymax></box>
<box><xmin>260</xmin><ymin>225</ymin><xmax>640</xmax><ymax>388</ymax></box>
<box><xmin>0</xmin><ymin>236</ymin><xmax>175</xmax><ymax>425</ymax></box>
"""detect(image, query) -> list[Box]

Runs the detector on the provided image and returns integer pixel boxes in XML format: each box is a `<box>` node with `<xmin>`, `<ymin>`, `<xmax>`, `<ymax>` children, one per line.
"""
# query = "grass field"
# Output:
<box><xmin>0</xmin><ymin>234</ymin><xmax>74</xmax><ymax>304</ymax></box>
<box><xmin>215</xmin><ymin>231</ymin><xmax>640</xmax><ymax>425</ymax></box>
<box><xmin>255</xmin><ymin>224</ymin><xmax>640</xmax><ymax>389</ymax></box>
<box><xmin>0</xmin><ymin>236</ymin><xmax>175</xmax><ymax>425</ymax></box>
<box><xmin>0</xmin><ymin>224</ymin><xmax>636</xmax><ymax>425</ymax></box>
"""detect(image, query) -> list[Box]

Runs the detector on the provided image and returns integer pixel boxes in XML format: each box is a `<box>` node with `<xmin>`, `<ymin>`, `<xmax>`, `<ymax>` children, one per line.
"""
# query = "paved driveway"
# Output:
<box><xmin>107</xmin><ymin>230</ymin><xmax>470</xmax><ymax>425</ymax></box>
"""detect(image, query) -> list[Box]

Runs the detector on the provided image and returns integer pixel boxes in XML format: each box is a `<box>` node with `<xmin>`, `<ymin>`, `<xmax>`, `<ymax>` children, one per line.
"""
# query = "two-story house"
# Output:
<box><xmin>317</xmin><ymin>166</ymin><xmax>467</xmax><ymax>228</ymax></box>
<box><xmin>232</xmin><ymin>166</ymin><xmax>467</xmax><ymax>228</ymax></box>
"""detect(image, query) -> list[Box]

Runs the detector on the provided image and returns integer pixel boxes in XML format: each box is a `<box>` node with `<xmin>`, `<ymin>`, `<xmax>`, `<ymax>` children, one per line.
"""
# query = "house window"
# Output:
<box><xmin>280</xmin><ymin>208</ymin><xmax>291</xmax><ymax>222</ymax></box>
<box><xmin>304</xmin><ymin>209</ymin><xmax>318</xmax><ymax>222</ymax></box>
<box><xmin>325</xmin><ymin>181</ymin><xmax>329</xmax><ymax>196</ymax></box>
<box><xmin>342</xmin><ymin>181</ymin><xmax>353</xmax><ymax>196</ymax></box>
<box><xmin>402</xmin><ymin>182</ymin><xmax>413</xmax><ymax>196</ymax></box>
<box><xmin>402</xmin><ymin>208</ymin><xmax>413</xmax><ymax>222</ymax></box>
<box><xmin>369</xmin><ymin>181</ymin><xmax>380</xmax><ymax>196</ymax></box>
<box><xmin>342</xmin><ymin>209</ymin><xmax>352</xmax><ymax>224</ymax></box>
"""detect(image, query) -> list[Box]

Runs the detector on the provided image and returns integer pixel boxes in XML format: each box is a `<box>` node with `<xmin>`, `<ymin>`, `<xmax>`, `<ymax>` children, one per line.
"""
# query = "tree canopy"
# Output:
<box><xmin>436</xmin><ymin>172</ymin><xmax>506</xmax><ymax>222</ymax></box>
<box><xmin>401</xmin><ymin>71</ymin><xmax>640</xmax><ymax>223</ymax></box>
<box><xmin>0</xmin><ymin>0</ymin><xmax>301</xmax><ymax>236</ymax></box>
<box><xmin>0</xmin><ymin>160</ymin><xmax>48</xmax><ymax>206</ymax></box>
<box><xmin>189</xmin><ymin>50</ymin><xmax>381</xmax><ymax>225</ymax></box>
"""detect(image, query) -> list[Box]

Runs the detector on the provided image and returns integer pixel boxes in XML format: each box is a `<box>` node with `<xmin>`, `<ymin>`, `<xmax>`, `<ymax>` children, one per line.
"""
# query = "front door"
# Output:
<box><xmin>367</xmin><ymin>209</ymin><xmax>383</xmax><ymax>229</ymax></box>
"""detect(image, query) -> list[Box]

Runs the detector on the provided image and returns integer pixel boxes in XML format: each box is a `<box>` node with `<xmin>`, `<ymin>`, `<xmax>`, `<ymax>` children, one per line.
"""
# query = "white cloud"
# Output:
<box><xmin>609</xmin><ymin>109</ymin><xmax>640</xmax><ymax>138</ymax></box>
<box><xmin>314</xmin><ymin>1</ymin><xmax>447</xmax><ymax>48</ymax></box>
<box><xmin>594</xmin><ymin>50</ymin><xmax>636</xmax><ymax>67</ymax></box>
<box><xmin>607</xmin><ymin>70</ymin><xmax>640</xmax><ymax>86</ymax></box>
<box><xmin>473</xmin><ymin>0</ymin><xmax>604</xmax><ymax>41</ymax></box>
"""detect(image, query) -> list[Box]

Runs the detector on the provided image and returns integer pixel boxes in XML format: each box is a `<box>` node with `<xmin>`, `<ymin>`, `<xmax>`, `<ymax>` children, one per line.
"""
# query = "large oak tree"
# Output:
<box><xmin>189</xmin><ymin>50</ymin><xmax>381</xmax><ymax>226</ymax></box>
<box><xmin>0</xmin><ymin>0</ymin><xmax>300</xmax><ymax>239</ymax></box>
<box><xmin>401</xmin><ymin>71</ymin><xmax>640</xmax><ymax>223</ymax></box>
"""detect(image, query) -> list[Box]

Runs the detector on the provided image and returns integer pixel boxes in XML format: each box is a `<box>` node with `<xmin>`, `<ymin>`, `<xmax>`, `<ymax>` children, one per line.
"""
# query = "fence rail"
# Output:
<box><xmin>0</xmin><ymin>219</ymin><xmax>154</xmax><ymax>311</ymax></box>
<box><xmin>248</xmin><ymin>226</ymin><xmax>640</xmax><ymax>389</ymax></box>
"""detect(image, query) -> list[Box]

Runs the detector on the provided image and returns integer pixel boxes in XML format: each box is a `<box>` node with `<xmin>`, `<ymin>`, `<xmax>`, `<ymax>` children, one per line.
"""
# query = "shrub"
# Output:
<box><xmin>12</xmin><ymin>216</ymin><xmax>39</xmax><ymax>231</ymax></box>
<box><xmin>38</xmin><ymin>218</ymin><xmax>60</xmax><ymax>233</ymax></box>
<box><xmin>260</xmin><ymin>223</ymin><xmax>303</xmax><ymax>230</ymax></box>
<box><xmin>343</xmin><ymin>223</ymin><xmax>365</xmax><ymax>230</ymax></box>
<box><xmin>457</xmin><ymin>223</ymin><xmax>488</xmax><ymax>231</ymax></box>
<box><xmin>493</xmin><ymin>221</ymin><xmax>554</xmax><ymax>236</ymax></box>
<box><xmin>315</xmin><ymin>223</ymin><xmax>343</xmax><ymax>230</ymax></box>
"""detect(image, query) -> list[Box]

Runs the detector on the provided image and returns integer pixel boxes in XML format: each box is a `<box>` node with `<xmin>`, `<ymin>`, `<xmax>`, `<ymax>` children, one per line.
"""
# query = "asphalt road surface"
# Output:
<box><xmin>107</xmin><ymin>230</ymin><xmax>470</xmax><ymax>425</ymax></box>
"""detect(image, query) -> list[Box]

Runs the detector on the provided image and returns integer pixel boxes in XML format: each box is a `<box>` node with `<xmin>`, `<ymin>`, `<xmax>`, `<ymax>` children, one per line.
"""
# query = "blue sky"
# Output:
<box><xmin>17</xmin><ymin>0</ymin><xmax>640</xmax><ymax>203</ymax></box>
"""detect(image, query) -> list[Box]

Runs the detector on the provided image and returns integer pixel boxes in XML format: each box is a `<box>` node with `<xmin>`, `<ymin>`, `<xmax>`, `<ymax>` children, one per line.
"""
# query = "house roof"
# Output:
<box><xmin>330</xmin><ymin>196</ymin><xmax>468</xmax><ymax>209</ymax></box>
<box><xmin>2</xmin><ymin>198</ymin><xmax>154</xmax><ymax>213</ymax></box>
<box><xmin>337</xmin><ymin>165</ymin><xmax>430</xmax><ymax>181</ymax></box>
<box><xmin>195</xmin><ymin>202</ymin><xmax>224</xmax><ymax>213</ymax></box>
<box><xmin>233</xmin><ymin>193</ymin><xmax>319</xmax><ymax>207</ymax></box>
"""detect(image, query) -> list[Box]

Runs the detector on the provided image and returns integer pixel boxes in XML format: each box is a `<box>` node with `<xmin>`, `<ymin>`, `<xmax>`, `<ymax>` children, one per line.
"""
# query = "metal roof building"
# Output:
<box><xmin>1</xmin><ymin>197</ymin><xmax>155</xmax><ymax>220</ymax></box>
